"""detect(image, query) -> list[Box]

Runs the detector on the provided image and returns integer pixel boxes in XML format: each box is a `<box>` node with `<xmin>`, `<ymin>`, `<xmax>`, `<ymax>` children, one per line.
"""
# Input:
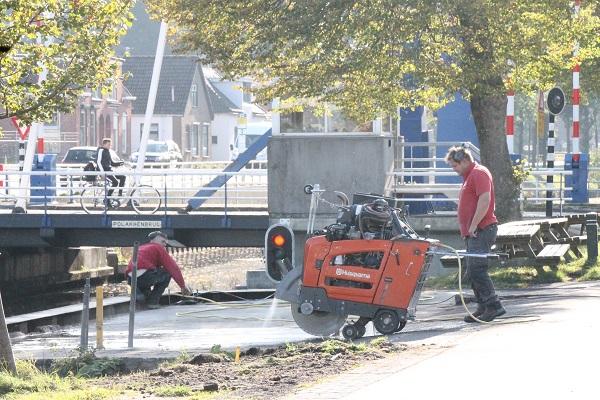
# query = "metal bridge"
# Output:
<box><xmin>0</xmin><ymin>163</ymin><xmax>269</xmax><ymax>248</ymax></box>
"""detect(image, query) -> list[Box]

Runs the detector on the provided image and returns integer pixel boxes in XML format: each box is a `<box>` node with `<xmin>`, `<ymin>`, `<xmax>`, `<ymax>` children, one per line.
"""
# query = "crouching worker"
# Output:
<box><xmin>127</xmin><ymin>231</ymin><xmax>192</xmax><ymax>309</ymax></box>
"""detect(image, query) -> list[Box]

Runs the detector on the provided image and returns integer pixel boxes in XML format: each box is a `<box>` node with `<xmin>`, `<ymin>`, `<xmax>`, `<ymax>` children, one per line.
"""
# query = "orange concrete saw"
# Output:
<box><xmin>273</xmin><ymin>185</ymin><xmax>435</xmax><ymax>339</ymax></box>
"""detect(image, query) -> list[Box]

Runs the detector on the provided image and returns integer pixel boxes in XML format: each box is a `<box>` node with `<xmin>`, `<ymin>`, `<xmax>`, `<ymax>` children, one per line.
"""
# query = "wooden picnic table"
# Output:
<box><xmin>495</xmin><ymin>217</ymin><xmax>582</xmax><ymax>267</ymax></box>
<box><xmin>502</xmin><ymin>217</ymin><xmax>582</xmax><ymax>257</ymax></box>
<box><xmin>495</xmin><ymin>223</ymin><xmax>543</xmax><ymax>259</ymax></box>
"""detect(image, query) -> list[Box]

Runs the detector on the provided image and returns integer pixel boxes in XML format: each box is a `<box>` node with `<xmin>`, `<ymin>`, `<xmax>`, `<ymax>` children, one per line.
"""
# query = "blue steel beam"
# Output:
<box><xmin>185</xmin><ymin>128</ymin><xmax>272</xmax><ymax>211</ymax></box>
<box><xmin>0</xmin><ymin>212</ymin><xmax>269</xmax><ymax>248</ymax></box>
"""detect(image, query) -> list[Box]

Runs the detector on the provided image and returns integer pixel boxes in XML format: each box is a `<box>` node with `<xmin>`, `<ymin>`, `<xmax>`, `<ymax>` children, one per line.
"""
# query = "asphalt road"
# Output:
<box><xmin>287</xmin><ymin>281</ymin><xmax>600</xmax><ymax>399</ymax></box>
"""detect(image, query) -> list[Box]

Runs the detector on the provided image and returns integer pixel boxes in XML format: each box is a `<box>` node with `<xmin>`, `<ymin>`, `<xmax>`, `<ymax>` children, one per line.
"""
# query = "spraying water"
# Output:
<box><xmin>262</xmin><ymin>298</ymin><xmax>280</xmax><ymax>327</ymax></box>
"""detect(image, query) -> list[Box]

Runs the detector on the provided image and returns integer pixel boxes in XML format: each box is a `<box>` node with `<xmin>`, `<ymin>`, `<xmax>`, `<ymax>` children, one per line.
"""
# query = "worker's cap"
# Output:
<box><xmin>147</xmin><ymin>231</ymin><xmax>185</xmax><ymax>248</ymax></box>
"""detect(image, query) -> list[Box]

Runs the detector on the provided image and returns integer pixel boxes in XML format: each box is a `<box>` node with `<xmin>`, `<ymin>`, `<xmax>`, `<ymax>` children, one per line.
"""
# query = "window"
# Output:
<box><xmin>121</xmin><ymin>113</ymin><xmax>128</xmax><ymax>153</ymax></box>
<box><xmin>108</xmin><ymin>80</ymin><xmax>117</xmax><ymax>100</ymax></box>
<box><xmin>234</xmin><ymin>127</ymin><xmax>245</xmax><ymax>145</ymax></box>
<box><xmin>242</xmin><ymin>82</ymin><xmax>251</xmax><ymax>103</ymax></box>
<box><xmin>90</xmin><ymin>109</ymin><xmax>97</xmax><ymax>145</ymax></box>
<box><xmin>190</xmin><ymin>84</ymin><xmax>198</xmax><ymax>107</ymax></box>
<box><xmin>63</xmin><ymin>149</ymin><xmax>98</xmax><ymax>163</ymax></box>
<box><xmin>140</xmin><ymin>123</ymin><xmax>159</xmax><ymax>140</ymax></box>
<box><xmin>191</xmin><ymin>124</ymin><xmax>199</xmax><ymax>156</ymax></box>
<box><xmin>79</xmin><ymin>109</ymin><xmax>87</xmax><ymax>145</ymax></box>
<box><xmin>112</xmin><ymin>112</ymin><xmax>119</xmax><ymax>151</ymax></box>
<box><xmin>212</xmin><ymin>135</ymin><xmax>218</xmax><ymax>145</ymax></box>
<box><xmin>328</xmin><ymin>107</ymin><xmax>372</xmax><ymax>132</ymax></box>
<box><xmin>280</xmin><ymin>109</ymin><xmax>325</xmax><ymax>133</ymax></box>
<box><xmin>99</xmin><ymin>117</ymin><xmax>104</xmax><ymax>140</ymax></box>
<box><xmin>201</xmin><ymin>124</ymin><xmax>209</xmax><ymax>157</ymax></box>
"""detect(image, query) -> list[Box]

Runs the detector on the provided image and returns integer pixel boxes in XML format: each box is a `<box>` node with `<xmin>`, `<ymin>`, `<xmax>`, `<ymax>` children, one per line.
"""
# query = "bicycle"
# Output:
<box><xmin>80</xmin><ymin>172</ymin><xmax>161</xmax><ymax>214</ymax></box>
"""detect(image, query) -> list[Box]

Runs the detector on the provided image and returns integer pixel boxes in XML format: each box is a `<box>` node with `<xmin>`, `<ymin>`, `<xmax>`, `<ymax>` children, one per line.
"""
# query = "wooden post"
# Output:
<box><xmin>0</xmin><ymin>290</ymin><xmax>16</xmax><ymax>373</ymax></box>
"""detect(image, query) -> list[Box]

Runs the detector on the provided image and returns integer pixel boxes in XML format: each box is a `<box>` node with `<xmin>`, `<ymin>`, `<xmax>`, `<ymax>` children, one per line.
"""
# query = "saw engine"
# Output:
<box><xmin>273</xmin><ymin>188</ymin><xmax>434</xmax><ymax>339</ymax></box>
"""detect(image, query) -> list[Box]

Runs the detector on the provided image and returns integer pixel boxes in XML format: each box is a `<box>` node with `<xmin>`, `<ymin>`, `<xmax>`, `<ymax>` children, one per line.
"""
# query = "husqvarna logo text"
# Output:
<box><xmin>335</xmin><ymin>268</ymin><xmax>370</xmax><ymax>280</ymax></box>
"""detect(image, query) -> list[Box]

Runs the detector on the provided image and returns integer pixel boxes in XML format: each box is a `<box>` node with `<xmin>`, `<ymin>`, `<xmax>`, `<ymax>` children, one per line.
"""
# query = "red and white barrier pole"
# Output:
<box><xmin>572</xmin><ymin>0</ymin><xmax>581</xmax><ymax>162</ymax></box>
<box><xmin>506</xmin><ymin>90</ymin><xmax>515</xmax><ymax>154</ymax></box>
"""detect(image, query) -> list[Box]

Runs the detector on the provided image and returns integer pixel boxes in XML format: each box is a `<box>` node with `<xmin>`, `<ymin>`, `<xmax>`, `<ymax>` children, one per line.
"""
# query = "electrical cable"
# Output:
<box><xmin>431</xmin><ymin>242</ymin><xmax>541</xmax><ymax>325</ymax></box>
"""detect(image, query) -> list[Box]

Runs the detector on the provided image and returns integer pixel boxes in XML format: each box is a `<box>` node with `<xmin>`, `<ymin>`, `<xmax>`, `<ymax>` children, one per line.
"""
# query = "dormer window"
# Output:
<box><xmin>190</xmin><ymin>84</ymin><xmax>198</xmax><ymax>107</ymax></box>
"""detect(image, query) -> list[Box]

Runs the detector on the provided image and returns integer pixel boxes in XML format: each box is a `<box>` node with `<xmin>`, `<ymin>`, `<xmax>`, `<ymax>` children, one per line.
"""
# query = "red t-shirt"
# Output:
<box><xmin>126</xmin><ymin>242</ymin><xmax>186</xmax><ymax>288</ymax></box>
<box><xmin>457</xmin><ymin>162</ymin><xmax>498</xmax><ymax>237</ymax></box>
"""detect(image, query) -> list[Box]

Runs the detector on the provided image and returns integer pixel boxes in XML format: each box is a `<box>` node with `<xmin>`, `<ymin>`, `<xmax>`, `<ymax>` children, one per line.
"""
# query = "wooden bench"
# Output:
<box><xmin>535</xmin><ymin>244</ymin><xmax>572</xmax><ymax>265</ymax></box>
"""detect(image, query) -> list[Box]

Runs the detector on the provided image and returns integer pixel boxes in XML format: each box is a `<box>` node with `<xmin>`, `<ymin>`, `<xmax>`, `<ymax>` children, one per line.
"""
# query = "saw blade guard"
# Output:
<box><xmin>290</xmin><ymin>302</ymin><xmax>347</xmax><ymax>337</ymax></box>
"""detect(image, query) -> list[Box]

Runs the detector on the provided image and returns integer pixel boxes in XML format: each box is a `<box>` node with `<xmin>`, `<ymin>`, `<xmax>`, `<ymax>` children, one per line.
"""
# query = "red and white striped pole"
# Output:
<box><xmin>506</xmin><ymin>90</ymin><xmax>515</xmax><ymax>154</ymax></box>
<box><xmin>572</xmin><ymin>0</ymin><xmax>581</xmax><ymax>162</ymax></box>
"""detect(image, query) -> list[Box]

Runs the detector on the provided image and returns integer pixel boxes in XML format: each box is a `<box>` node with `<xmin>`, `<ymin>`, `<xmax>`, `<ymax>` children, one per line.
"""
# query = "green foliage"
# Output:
<box><xmin>146</xmin><ymin>0</ymin><xmax>600</xmax><ymax>221</ymax></box>
<box><xmin>147</xmin><ymin>1</ymin><xmax>600</xmax><ymax>119</ymax></box>
<box><xmin>6</xmin><ymin>388</ymin><xmax>117</xmax><ymax>400</ymax></box>
<box><xmin>368</xmin><ymin>337</ymin><xmax>390</xmax><ymax>348</ymax></box>
<box><xmin>208</xmin><ymin>344</ymin><xmax>233</xmax><ymax>360</ymax></box>
<box><xmin>512</xmin><ymin>158</ymin><xmax>532</xmax><ymax>186</ymax></box>
<box><xmin>321</xmin><ymin>339</ymin><xmax>366</xmax><ymax>355</ymax></box>
<box><xmin>0</xmin><ymin>0</ymin><xmax>134</xmax><ymax>125</ymax></box>
<box><xmin>0</xmin><ymin>359</ymin><xmax>117</xmax><ymax>399</ymax></box>
<box><xmin>284</xmin><ymin>342</ymin><xmax>298</xmax><ymax>354</ymax></box>
<box><xmin>0</xmin><ymin>360</ymin><xmax>62</xmax><ymax>396</ymax></box>
<box><xmin>427</xmin><ymin>246</ymin><xmax>600</xmax><ymax>289</ymax></box>
<box><xmin>154</xmin><ymin>385</ymin><xmax>192</xmax><ymax>397</ymax></box>
<box><xmin>187</xmin><ymin>393</ymin><xmax>220</xmax><ymax>400</ymax></box>
<box><xmin>50</xmin><ymin>348</ymin><xmax>121</xmax><ymax>378</ymax></box>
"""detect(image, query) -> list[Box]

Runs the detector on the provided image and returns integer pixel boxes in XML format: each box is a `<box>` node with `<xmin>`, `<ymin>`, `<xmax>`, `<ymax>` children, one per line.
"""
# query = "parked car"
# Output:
<box><xmin>61</xmin><ymin>146</ymin><xmax>124</xmax><ymax>167</ymax></box>
<box><xmin>130</xmin><ymin>140</ymin><xmax>183</xmax><ymax>164</ymax></box>
<box><xmin>61</xmin><ymin>146</ymin><xmax>99</xmax><ymax>165</ymax></box>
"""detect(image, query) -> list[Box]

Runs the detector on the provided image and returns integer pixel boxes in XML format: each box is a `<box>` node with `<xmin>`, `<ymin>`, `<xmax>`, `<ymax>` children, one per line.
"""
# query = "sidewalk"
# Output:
<box><xmin>12</xmin><ymin>298</ymin><xmax>312</xmax><ymax>362</ymax></box>
<box><xmin>285</xmin><ymin>281</ymin><xmax>600</xmax><ymax>399</ymax></box>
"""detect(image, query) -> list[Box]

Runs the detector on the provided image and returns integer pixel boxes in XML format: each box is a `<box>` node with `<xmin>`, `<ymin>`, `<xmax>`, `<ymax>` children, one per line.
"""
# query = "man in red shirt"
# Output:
<box><xmin>446</xmin><ymin>145</ymin><xmax>505</xmax><ymax>322</ymax></box>
<box><xmin>127</xmin><ymin>231</ymin><xmax>192</xmax><ymax>309</ymax></box>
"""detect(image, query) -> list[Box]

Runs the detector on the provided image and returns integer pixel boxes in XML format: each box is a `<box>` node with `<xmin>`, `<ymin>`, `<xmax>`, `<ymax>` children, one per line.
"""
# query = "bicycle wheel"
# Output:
<box><xmin>130</xmin><ymin>185</ymin><xmax>161</xmax><ymax>214</ymax></box>
<box><xmin>80</xmin><ymin>186</ymin><xmax>106</xmax><ymax>214</ymax></box>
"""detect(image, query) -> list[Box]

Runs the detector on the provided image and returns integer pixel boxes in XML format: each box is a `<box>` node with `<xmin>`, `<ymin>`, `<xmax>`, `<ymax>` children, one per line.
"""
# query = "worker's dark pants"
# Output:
<box><xmin>465</xmin><ymin>224</ymin><xmax>499</xmax><ymax>307</ymax></box>
<box><xmin>128</xmin><ymin>268</ymin><xmax>172</xmax><ymax>306</ymax></box>
<box><xmin>106</xmin><ymin>174</ymin><xmax>126</xmax><ymax>197</ymax></box>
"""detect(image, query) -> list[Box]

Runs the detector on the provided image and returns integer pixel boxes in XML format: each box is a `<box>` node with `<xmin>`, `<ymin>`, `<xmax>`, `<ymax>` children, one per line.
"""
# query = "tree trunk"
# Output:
<box><xmin>0</xmin><ymin>291</ymin><xmax>16</xmax><ymax>374</ymax></box>
<box><xmin>470</xmin><ymin>91</ymin><xmax>521</xmax><ymax>222</ymax></box>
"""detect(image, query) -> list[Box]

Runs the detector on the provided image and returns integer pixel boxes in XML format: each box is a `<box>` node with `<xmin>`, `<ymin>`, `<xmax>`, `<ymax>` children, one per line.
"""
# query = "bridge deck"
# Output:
<box><xmin>0</xmin><ymin>209</ymin><xmax>269</xmax><ymax>248</ymax></box>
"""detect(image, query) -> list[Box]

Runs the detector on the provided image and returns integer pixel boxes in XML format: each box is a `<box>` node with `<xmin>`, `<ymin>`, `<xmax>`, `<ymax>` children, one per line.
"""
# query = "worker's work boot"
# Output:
<box><xmin>463</xmin><ymin>303</ymin><xmax>486</xmax><ymax>323</ymax></box>
<box><xmin>477</xmin><ymin>301</ymin><xmax>506</xmax><ymax>322</ymax></box>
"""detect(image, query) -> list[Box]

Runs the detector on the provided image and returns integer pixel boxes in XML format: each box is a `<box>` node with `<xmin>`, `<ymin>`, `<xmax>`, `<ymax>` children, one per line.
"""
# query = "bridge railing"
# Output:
<box><xmin>387</xmin><ymin>168</ymin><xmax>574</xmax><ymax>212</ymax></box>
<box><xmin>0</xmin><ymin>167</ymin><xmax>268</xmax><ymax>210</ymax></box>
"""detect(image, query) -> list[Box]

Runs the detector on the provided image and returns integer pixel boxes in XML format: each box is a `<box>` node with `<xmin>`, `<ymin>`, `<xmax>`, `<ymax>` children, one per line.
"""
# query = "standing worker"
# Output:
<box><xmin>127</xmin><ymin>231</ymin><xmax>192</xmax><ymax>309</ymax></box>
<box><xmin>446</xmin><ymin>145</ymin><xmax>506</xmax><ymax>322</ymax></box>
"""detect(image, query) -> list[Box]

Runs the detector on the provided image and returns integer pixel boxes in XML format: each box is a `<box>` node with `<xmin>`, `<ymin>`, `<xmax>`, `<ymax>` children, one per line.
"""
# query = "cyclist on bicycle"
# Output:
<box><xmin>97</xmin><ymin>138</ymin><xmax>126</xmax><ymax>201</ymax></box>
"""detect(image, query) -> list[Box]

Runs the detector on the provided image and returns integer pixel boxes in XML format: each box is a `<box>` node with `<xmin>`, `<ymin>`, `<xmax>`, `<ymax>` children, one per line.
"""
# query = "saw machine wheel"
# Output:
<box><xmin>341</xmin><ymin>324</ymin><xmax>359</xmax><ymax>340</ymax></box>
<box><xmin>395</xmin><ymin>320</ymin><xmax>407</xmax><ymax>332</ymax></box>
<box><xmin>291</xmin><ymin>303</ymin><xmax>347</xmax><ymax>337</ymax></box>
<box><xmin>373</xmin><ymin>309</ymin><xmax>400</xmax><ymax>335</ymax></box>
<box><xmin>357</xmin><ymin>324</ymin><xmax>367</xmax><ymax>338</ymax></box>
